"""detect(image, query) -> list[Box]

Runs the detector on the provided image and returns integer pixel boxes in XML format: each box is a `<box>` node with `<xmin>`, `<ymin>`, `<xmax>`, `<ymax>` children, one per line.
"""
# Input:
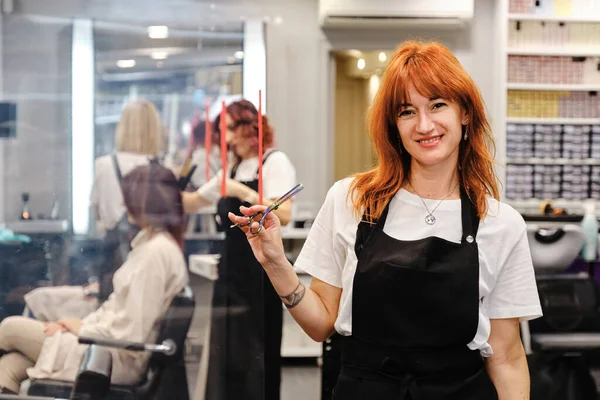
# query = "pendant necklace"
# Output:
<box><xmin>407</xmin><ymin>180</ymin><xmax>459</xmax><ymax>225</ymax></box>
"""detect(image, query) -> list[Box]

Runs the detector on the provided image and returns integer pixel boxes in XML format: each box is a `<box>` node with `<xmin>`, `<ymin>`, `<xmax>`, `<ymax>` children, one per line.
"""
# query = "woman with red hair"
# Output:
<box><xmin>230</xmin><ymin>41</ymin><xmax>542</xmax><ymax>399</ymax></box>
<box><xmin>183</xmin><ymin>99</ymin><xmax>296</xmax><ymax>400</ymax></box>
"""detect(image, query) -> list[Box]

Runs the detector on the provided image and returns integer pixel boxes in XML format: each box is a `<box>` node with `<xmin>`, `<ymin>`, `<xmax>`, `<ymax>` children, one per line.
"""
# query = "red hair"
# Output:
<box><xmin>349</xmin><ymin>40</ymin><xmax>500</xmax><ymax>221</ymax></box>
<box><xmin>212</xmin><ymin>99</ymin><xmax>275</xmax><ymax>156</ymax></box>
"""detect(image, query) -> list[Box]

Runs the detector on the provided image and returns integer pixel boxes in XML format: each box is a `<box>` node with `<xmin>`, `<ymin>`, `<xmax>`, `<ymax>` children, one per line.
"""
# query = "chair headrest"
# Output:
<box><xmin>527</xmin><ymin>224</ymin><xmax>586</xmax><ymax>273</ymax></box>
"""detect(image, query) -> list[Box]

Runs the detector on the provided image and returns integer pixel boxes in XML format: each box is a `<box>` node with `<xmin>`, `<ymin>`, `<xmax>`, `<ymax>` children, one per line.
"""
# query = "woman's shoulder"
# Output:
<box><xmin>146</xmin><ymin>232</ymin><xmax>182</xmax><ymax>253</ymax></box>
<box><xmin>323</xmin><ymin>178</ymin><xmax>360</xmax><ymax>217</ymax></box>
<box><xmin>265</xmin><ymin>149</ymin><xmax>293</xmax><ymax>166</ymax></box>
<box><xmin>481</xmin><ymin>197</ymin><xmax>527</xmax><ymax>236</ymax></box>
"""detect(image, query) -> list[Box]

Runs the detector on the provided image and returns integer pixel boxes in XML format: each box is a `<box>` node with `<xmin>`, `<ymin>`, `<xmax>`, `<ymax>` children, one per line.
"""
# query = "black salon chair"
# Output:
<box><xmin>525</xmin><ymin>224</ymin><xmax>600</xmax><ymax>345</ymax></box>
<box><xmin>524</xmin><ymin>224</ymin><xmax>600</xmax><ymax>400</ymax></box>
<box><xmin>26</xmin><ymin>286</ymin><xmax>195</xmax><ymax>400</ymax></box>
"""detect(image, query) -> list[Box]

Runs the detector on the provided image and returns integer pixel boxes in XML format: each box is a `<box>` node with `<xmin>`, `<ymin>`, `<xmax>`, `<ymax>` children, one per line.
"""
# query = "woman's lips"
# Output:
<box><xmin>417</xmin><ymin>135</ymin><xmax>442</xmax><ymax>148</ymax></box>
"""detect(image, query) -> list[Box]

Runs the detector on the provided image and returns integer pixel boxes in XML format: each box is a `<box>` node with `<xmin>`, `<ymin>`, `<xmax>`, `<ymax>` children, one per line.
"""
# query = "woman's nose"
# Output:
<box><xmin>416</xmin><ymin>112</ymin><xmax>435</xmax><ymax>134</ymax></box>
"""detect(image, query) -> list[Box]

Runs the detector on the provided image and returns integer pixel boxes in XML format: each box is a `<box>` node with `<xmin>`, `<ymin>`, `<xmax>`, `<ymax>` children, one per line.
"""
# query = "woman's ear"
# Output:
<box><xmin>461</xmin><ymin>110</ymin><xmax>469</xmax><ymax>125</ymax></box>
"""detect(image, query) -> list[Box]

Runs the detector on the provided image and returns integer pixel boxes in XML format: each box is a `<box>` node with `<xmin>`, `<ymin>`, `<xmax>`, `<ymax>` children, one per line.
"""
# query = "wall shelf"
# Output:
<box><xmin>508</xmin><ymin>13</ymin><xmax>600</xmax><ymax>23</ymax></box>
<box><xmin>503</xmin><ymin>0</ymin><xmax>600</xmax><ymax>213</ymax></box>
<box><xmin>506</xmin><ymin>117</ymin><xmax>600</xmax><ymax>125</ymax></box>
<box><xmin>506</xmin><ymin>199</ymin><xmax>600</xmax><ymax>217</ymax></box>
<box><xmin>506</xmin><ymin>158</ymin><xmax>600</xmax><ymax>165</ymax></box>
<box><xmin>507</xmin><ymin>83</ymin><xmax>600</xmax><ymax>91</ymax></box>
<box><xmin>507</xmin><ymin>48</ymin><xmax>600</xmax><ymax>57</ymax></box>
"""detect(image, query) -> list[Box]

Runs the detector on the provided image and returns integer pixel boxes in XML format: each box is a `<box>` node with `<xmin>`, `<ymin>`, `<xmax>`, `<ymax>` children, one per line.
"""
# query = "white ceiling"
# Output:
<box><xmin>15</xmin><ymin>0</ymin><xmax>248</xmax><ymax>76</ymax></box>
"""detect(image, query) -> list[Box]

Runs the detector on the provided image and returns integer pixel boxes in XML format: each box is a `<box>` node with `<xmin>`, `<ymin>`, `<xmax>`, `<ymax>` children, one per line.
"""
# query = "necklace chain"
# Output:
<box><xmin>407</xmin><ymin>180</ymin><xmax>459</xmax><ymax>225</ymax></box>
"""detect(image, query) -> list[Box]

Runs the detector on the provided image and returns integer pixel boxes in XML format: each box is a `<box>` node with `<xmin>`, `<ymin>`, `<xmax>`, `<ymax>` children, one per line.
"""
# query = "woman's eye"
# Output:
<box><xmin>397</xmin><ymin>110</ymin><xmax>413</xmax><ymax>117</ymax></box>
<box><xmin>432</xmin><ymin>102</ymin><xmax>447</xmax><ymax>109</ymax></box>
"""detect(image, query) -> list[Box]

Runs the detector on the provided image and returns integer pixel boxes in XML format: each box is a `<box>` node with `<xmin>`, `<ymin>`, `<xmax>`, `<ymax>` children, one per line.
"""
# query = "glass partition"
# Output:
<box><xmin>0</xmin><ymin>7</ymin><xmax>282</xmax><ymax>399</ymax></box>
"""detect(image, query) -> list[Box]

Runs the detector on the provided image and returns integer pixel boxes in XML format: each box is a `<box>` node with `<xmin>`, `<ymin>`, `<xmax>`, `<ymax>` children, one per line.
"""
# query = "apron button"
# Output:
<box><xmin>466</xmin><ymin>235</ymin><xmax>474</xmax><ymax>243</ymax></box>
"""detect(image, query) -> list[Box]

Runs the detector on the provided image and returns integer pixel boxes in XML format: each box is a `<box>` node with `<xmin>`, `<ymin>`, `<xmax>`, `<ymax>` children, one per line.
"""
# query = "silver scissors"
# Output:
<box><xmin>230</xmin><ymin>183</ymin><xmax>304</xmax><ymax>235</ymax></box>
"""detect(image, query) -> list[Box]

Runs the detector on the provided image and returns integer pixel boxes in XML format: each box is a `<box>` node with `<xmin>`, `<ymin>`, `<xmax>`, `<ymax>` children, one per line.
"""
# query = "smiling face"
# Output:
<box><xmin>396</xmin><ymin>84</ymin><xmax>467</xmax><ymax>170</ymax></box>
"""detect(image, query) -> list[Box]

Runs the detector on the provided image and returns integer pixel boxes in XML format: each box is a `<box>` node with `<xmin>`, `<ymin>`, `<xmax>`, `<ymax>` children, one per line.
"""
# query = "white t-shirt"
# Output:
<box><xmin>295</xmin><ymin>178</ymin><xmax>543</xmax><ymax>357</ymax></box>
<box><xmin>90</xmin><ymin>152</ymin><xmax>152</xmax><ymax>230</ymax></box>
<box><xmin>189</xmin><ymin>147</ymin><xmax>222</xmax><ymax>188</ymax></box>
<box><xmin>197</xmin><ymin>149</ymin><xmax>297</xmax><ymax>204</ymax></box>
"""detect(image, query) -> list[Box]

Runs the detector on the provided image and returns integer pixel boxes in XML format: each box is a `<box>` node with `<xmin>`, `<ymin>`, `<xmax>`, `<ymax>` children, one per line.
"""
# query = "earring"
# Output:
<box><xmin>463</xmin><ymin>128</ymin><xmax>468</xmax><ymax>141</ymax></box>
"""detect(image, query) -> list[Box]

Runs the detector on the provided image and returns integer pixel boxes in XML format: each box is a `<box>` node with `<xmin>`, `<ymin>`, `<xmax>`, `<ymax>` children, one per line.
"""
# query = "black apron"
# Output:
<box><xmin>332</xmin><ymin>187</ymin><xmax>498</xmax><ymax>400</ymax></box>
<box><xmin>205</xmin><ymin>151</ymin><xmax>283</xmax><ymax>400</ymax></box>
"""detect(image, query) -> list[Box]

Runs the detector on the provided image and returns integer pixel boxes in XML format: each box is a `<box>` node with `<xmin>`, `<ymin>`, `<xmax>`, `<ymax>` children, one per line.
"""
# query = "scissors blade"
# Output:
<box><xmin>270</xmin><ymin>183</ymin><xmax>304</xmax><ymax>210</ymax></box>
<box><xmin>229</xmin><ymin>183</ymin><xmax>304</xmax><ymax>230</ymax></box>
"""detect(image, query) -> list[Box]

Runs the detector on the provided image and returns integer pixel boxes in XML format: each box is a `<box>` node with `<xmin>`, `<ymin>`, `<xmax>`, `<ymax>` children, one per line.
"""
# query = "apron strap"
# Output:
<box><xmin>460</xmin><ymin>187</ymin><xmax>480</xmax><ymax>243</ymax></box>
<box><xmin>354</xmin><ymin>200</ymin><xmax>391</xmax><ymax>258</ymax></box>
<box><xmin>229</xmin><ymin>149</ymin><xmax>278</xmax><ymax>180</ymax></box>
<box><xmin>254</xmin><ymin>149</ymin><xmax>279</xmax><ymax>177</ymax></box>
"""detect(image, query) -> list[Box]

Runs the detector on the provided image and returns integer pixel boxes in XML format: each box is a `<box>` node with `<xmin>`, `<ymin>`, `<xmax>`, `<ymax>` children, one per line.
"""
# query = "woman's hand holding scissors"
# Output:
<box><xmin>228</xmin><ymin>184</ymin><xmax>304</xmax><ymax>269</ymax></box>
<box><xmin>228</xmin><ymin>205</ymin><xmax>286</xmax><ymax>269</ymax></box>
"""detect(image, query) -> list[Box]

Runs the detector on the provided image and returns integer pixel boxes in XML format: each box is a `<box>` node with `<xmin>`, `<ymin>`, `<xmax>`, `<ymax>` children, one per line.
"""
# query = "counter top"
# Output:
<box><xmin>4</xmin><ymin>220</ymin><xmax>69</xmax><ymax>234</ymax></box>
<box><xmin>184</xmin><ymin>227</ymin><xmax>311</xmax><ymax>241</ymax></box>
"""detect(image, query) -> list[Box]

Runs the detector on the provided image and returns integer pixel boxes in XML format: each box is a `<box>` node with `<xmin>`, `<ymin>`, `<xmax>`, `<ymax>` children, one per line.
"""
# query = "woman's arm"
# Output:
<box><xmin>223</xmin><ymin>179</ymin><xmax>293</xmax><ymax>225</ymax></box>
<box><xmin>182</xmin><ymin>191</ymin><xmax>212</xmax><ymax>213</ymax></box>
<box><xmin>229</xmin><ymin>207</ymin><xmax>341</xmax><ymax>341</ymax></box>
<box><xmin>181</xmin><ymin>181</ymin><xmax>291</xmax><ymax>225</ymax></box>
<box><xmin>264</xmin><ymin>259</ymin><xmax>341</xmax><ymax>341</ymax></box>
<box><xmin>242</xmin><ymin>189</ymin><xmax>292</xmax><ymax>226</ymax></box>
<box><xmin>57</xmin><ymin>318</ymin><xmax>84</xmax><ymax>335</ymax></box>
<box><xmin>486</xmin><ymin>318</ymin><xmax>529</xmax><ymax>400</ymax></box>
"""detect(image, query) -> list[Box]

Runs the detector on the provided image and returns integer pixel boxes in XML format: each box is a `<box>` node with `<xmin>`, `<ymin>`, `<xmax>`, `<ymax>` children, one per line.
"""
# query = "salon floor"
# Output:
<box><xmin>186</xmin><ymin>273</ymin><xmax>321</xmax><ymax>400</ymax></box>
<box><xmin>186</xmin><ymin>359</ymin><xmax>321</xmax><ymax>400</ymax></box>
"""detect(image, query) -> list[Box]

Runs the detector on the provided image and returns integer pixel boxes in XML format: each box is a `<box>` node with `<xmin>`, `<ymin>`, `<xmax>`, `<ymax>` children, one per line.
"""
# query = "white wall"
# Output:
<box><xmin>1</xmin><ymin>16</ymin><xmax>72</xmax><ymax>223</ymax></box>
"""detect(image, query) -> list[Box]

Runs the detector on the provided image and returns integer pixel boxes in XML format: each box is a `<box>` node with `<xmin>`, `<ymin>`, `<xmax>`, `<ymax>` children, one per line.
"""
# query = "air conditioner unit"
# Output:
<box><xmin>319</xmin><ymin>0</ymin><xmax>474</xmax><ymax>29</ymax></box>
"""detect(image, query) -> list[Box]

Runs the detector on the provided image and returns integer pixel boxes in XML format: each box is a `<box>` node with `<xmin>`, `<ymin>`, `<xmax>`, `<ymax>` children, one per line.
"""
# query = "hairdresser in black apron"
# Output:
<box><xmin>228</xmin><ymin>40</ymin><xmax>543</xmax><ymax>400</ymax></box>
<box><xmin>208</xmin><ymin>149</ymin><xmax>282</xmax><ymax>400</ymax></box>
<box><xmin>182</xmin><ymin>100</ymin><xmax>297</xmax><ymax>400</ymax></box>
<box><xmin>333</xmin><ymin>188</ymin><xmax>496</xmax><ymax>399</ymax></box>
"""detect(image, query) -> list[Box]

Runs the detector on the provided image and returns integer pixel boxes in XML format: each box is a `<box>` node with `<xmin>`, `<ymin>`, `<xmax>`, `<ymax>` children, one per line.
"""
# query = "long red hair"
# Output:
<box><xmin>349</xmin><ymin>40</ymin><xmax>500</xmax><ymax>221</ymax></box>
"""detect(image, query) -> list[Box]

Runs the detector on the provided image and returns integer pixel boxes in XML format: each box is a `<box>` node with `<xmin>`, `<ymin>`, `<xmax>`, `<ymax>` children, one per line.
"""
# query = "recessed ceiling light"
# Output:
<box><xmin>117</xmin><ymin>59</ymin><xmax>136</xmax><ymax>68</ymax></box>
<box><xmin>151</xmin><ymin>51</ymin><xmax>169</xmax><ymax>60</ymax></box>
<box><xmin>234</xmin><ymin>51</ymin><xmax>244</xmax><ymax>59</ymax></box>
<box><xmin>357</xmin><ymin>58</ymin><xmax>366</xmax><ymax>70</ymax></box>
<box><xmin>378</xmin><ymin>52</ymin><xmax>387</xmax><ymax>62</ymax></box>
<box><xmin>148</xmin><ymin>25</ymin><xmax>169</xmax><ymax>39</ymax></box>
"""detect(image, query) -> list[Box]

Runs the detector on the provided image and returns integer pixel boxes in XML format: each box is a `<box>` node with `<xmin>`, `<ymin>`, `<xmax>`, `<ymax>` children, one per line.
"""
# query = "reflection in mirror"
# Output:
<box><xmin>93</xmin><ymin>20</ymin><xmax>244</xmax><ymax>177</ymax></box>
